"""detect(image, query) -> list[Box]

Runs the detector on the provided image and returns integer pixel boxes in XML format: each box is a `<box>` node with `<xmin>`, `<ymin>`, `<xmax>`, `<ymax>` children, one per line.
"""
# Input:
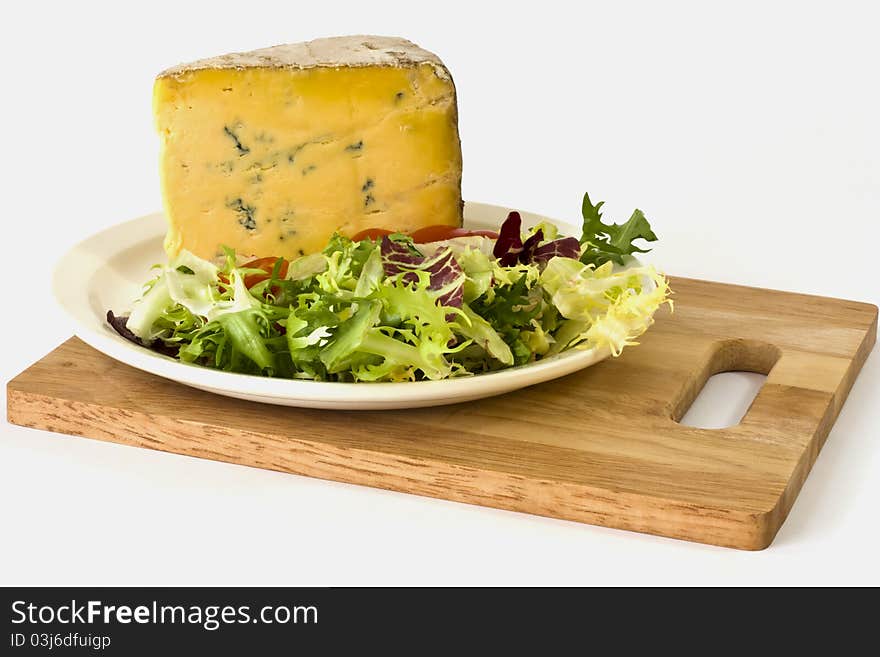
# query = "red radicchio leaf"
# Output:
<box><xmin>520</xmin><ymin>228</ymin><xmax>544</xmax><ymax>263</ymax></box>
<box><xmin>426</xmin><ymin>250</ymin><xmax>465</xmax><ymax>307</ymax></box>
<box><xmin>380</xmin><ymin>237</ymin><xmax>465</xmax><ymax>308</ymax></box>
<box><xmin>106</xmin><ymin>310</ymin><xmax>179</xmax><ymax>357</ymax></box>
<box><xmin>380</xmin><ymin>237</ymin><xmax>424</xmax><ymax>278</ymax></box>
<box><xmin>492</xmin><ymin>211</ymin><xmax>524</xmax><ymax>266</ymax></box>
<box><xmin>531</xmin><ymin>237</ymin><xmax>581</xmax><ymax>263</ymax></box>
<box><xmin>492</xmin><ymin>211</ymin><xmax>582</xmax><ymax>266</ymax></box>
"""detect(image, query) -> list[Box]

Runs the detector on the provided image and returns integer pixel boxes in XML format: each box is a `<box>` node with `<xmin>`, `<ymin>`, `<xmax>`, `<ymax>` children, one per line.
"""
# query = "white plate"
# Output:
<box><xmin>53</xmin><ymin>202</ymin><xmax>633</xmax><ymax>409</ymax></box>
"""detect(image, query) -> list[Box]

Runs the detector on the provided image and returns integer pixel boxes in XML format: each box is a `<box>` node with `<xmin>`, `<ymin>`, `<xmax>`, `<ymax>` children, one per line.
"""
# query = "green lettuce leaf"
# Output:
<box><xmin>541</xmin><ymin>256</ymin><xmax>671</xmax><ymax>355</ymax></box>
<box><xmin>580</xmin><ymin>192</ymin><xmax>658</xmax><ymax>266</ymax></box>
<box><xmin>456</xmin><ymin>304</ymin><xmax>514</xmax><ymax>366</ymax></box>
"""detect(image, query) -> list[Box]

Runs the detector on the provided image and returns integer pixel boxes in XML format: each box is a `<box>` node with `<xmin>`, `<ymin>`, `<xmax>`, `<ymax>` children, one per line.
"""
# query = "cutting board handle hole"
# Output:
<box><xmin>674</xmin><ymin>340</ymin><xmax>781</xmax><ymax>428</ymax></box>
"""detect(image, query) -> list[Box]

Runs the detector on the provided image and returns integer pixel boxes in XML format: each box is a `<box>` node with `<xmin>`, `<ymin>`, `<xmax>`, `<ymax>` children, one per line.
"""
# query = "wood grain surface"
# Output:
<box><xmin>6</xmin><ymin>277</ymin><xmax>877</xmax><ymax>549</ymax></box>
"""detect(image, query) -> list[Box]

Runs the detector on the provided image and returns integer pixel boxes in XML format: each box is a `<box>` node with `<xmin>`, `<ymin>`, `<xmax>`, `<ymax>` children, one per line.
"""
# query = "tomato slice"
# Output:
<box><xmin>351</xmin><ymin>228</ymin><xmax>395</xmax><ymax>241</ymax></box>
<box><xmin>240</xmin><ymin>256</ymin><xmax>289</xmax><ymax>288</ymax></box>
<box><xmin>409</xmin><ymin>225</ymin><xmax>499</xmax><ymax>243</ymax></box>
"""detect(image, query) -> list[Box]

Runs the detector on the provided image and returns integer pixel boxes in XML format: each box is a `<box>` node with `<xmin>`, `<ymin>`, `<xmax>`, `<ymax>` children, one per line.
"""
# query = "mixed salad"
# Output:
<box><xmin>107</xmin><ymin>192</ymin><xmax>671</xmax><ymax>382</ymax></box>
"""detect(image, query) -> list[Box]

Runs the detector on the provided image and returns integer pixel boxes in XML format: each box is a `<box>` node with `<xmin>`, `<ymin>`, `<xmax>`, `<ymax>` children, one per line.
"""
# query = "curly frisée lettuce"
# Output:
<box><xmin>107</xmin><ymin>191</ymin><xmax>671</xmax><ymax>381</ymax></box>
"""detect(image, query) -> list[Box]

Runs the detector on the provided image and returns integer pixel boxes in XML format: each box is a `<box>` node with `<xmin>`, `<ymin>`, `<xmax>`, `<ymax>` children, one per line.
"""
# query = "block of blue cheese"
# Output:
<box><xmin>154</xmin><ymin>35</ymin><xmax>464</xmax><ymax>259</ymax></box>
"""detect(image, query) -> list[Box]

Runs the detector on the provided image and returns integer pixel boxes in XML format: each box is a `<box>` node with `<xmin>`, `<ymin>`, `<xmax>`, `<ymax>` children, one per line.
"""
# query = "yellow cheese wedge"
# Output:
<box><xmin>154</xmin><ymin>35</ymin><xmax>464</xmax><ymax>260</ymax></box>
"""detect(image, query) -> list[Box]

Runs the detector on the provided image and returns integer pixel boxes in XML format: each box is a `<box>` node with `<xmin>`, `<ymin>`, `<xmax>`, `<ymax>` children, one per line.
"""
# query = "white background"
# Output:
<box><xmin>1</xmin><ymin>0</ymin><xmax>878</xmax><ymax>585</ymax></box>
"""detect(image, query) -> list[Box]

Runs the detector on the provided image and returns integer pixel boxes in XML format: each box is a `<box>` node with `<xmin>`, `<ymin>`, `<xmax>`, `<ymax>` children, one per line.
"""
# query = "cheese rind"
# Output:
<box><xmin>154</xmin><ymin>36</ymin><xmax>463</xmax><ymax>260</ymax></box>
<box><xmin>158</xmin><ymin>35</ymin><xmax>451</xmax><ymax>78</ymax></box>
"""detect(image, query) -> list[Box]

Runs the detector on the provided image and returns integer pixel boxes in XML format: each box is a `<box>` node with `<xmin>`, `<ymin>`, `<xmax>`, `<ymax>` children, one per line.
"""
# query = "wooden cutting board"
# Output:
<box><xmin>6</xmin><ymin>277</ymin><xmax>877</xmax><ymax>549</ymax></box>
